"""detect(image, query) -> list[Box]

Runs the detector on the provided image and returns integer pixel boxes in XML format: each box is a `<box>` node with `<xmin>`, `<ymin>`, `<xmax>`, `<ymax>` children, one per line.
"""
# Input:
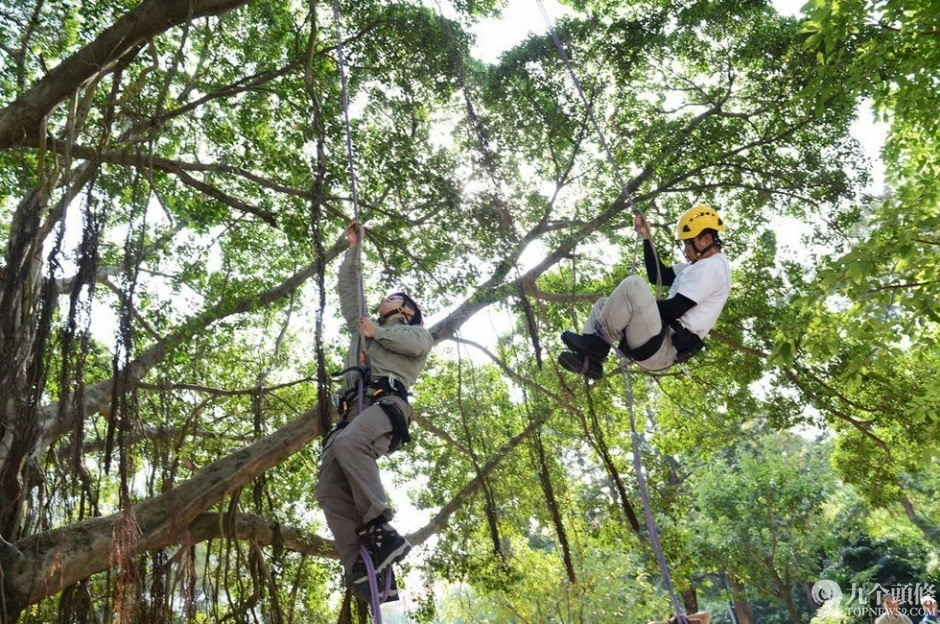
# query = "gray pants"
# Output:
<box><xmin>584</xmin><ymin>275</ymin><xmax>677</xmax><ymax>371</ymax></box>
<box><xmin>316</xmin><ymin>395</ymin><xmax>409</xmax><ymax>574</ymax></box>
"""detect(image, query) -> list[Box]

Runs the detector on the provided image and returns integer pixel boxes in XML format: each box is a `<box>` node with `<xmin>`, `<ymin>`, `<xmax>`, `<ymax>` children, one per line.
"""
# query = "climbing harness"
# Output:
<box><xmin>669</xmin><ymin>321</ymin><xmax>705</xmax><ymax>364</ymax></box>
<box><xmin>536</xmin><ymin>1</ymin><xmax>688</xmax><ymax>620</ymax></box>
<box><xmin>329</xmin><ymin>372</ymin><xmax>412</xmax><ymax>455</ymax></box>
<box><xmin>598</xmin><ymin>320</ymin><xmax>703</xmax><ymax>366</ymax></box>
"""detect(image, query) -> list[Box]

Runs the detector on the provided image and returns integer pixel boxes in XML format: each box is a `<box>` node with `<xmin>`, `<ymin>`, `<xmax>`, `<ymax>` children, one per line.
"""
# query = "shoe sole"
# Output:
<box><xmin>352</xmin><ymin>586</ymin><xmax>399</xmax><ymax>604</ymax></box>
<box><xmin>351</xmin><ymin>584</ymin><xmax>399</xmax><ymax>604</ymax></box>
<box><xmin>351</xmin><ymin>570</ymin><xmax>400</xmax><ymax>604</ymax></box>
<box><xmin>558</xmin><ymin>352</ymin><xmax>603</xmax><ymax>380</ymax></box>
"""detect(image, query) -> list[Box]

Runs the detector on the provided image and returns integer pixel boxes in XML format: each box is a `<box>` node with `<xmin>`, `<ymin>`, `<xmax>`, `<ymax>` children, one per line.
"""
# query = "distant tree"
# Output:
<box><xmin>690</xmin><ymin>433</ymin><xmax>835</xmax><ymax>624</ymax></box>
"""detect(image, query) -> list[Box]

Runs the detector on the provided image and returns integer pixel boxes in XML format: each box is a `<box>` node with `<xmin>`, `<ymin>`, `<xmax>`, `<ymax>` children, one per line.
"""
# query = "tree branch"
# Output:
<box><xmin>0</xmin><ymin>0</ymin><xmax>253</xmax><ymax>149</ymax></box>
<box><xmin>186</xmin><ymin>511</ymin><xmax>337</xmax><ymax>559</ymax></box>
<box><xmin>409</xmin><ymin>405</ymin><xmax>553</xmax><ymax>546</ymax></box>
<box><xmin>10</xmin><ymin>402</ymin><xmax>323</xmax><ymax>608</ymax></box>
<box><xmin>36</xmin><ymin>238</ymin><xmax>346</xmax><ymax>455</ymax></box>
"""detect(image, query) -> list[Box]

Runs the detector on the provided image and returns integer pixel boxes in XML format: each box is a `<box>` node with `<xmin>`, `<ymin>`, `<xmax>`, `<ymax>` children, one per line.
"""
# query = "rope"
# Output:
<box><xmin>535</xmin><ymin>0</ymin><xmax>628</xmax><ymax>194</ymax></box>
<box><xmin>330</xmin><ymin>0</ymin><xmax>362</xmax><ymax>224</ymax></box>
<box><xmin>535</xmin><ymin>1</ymin><xmax>686</xmax><ymax>618</ymax></box>
<box><xmin>628</xmin><ymin>399</ymin><xmax>684</xmax><ymax>622</ymax></box>
<box><xmin>591</xmin><ymin>240</ymin><xmax>686</xmax><ymax>621</ymax></box>
<box><xmin>330</xmin><ymin>5</ymin><xmax>389</xmax><ymax>618</ymax></box>
<box><xmin>330</xmin><ymin>0</ymin><xmax>370</xmax><ymax>413</ymax></box>
<box><xmin>332</xmin><ymin>5</ymin><xmax>396</xmax><ymax>621</ymax></box>
<box><xmin>535</xmin><ymin>0</ymin><xmax>669</xmax><ymax>287</ymax></box>
<box><xmin>358</xmin><ymin>543</ymin><xmax>385</xmax><ymax>623</ymax></box>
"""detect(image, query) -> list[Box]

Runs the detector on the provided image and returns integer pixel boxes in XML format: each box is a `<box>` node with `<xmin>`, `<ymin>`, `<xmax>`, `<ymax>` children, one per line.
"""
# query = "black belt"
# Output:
<box><xmin>667</xmin><ymin>321</ymin><xmax>704</xmax><ymax>363</ymax></box>
<box><xmin>618</xmin><ymin>321</ymin><xmax>705</xmax><ymax>364</ymax></box>
<box><xmin>364</xmin><ymin>377</ymin><xmax>411</xmax><ymax>451</ymax></box>
<box><xmin>618</xmin><ymin>325</ymin><xmax>668</xmax><ymax>362</ymax></box>
<box><xmin>331</xmin><ymin>370</ymin><xmax>408</xmax><ymax>414</ymax></box>
<box><xmin>368</xmin><ymin>376</ymin><xmax>409</xmax><ymax>403</ymax></box>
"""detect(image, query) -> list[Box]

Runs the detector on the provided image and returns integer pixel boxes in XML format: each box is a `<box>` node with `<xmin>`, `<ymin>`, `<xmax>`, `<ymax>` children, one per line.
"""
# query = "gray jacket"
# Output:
<box><xmin>337</xmin><ymin>247</ymin><xmax>433</xmax><ymax>394</ymax></box>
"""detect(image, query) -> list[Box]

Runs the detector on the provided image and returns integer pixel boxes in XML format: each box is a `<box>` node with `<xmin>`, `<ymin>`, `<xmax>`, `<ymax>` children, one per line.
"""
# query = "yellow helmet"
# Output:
<box><xmin>676</xmin><ymin>204</ymin><xmax>725</xmax><ymax>240</ymax></box>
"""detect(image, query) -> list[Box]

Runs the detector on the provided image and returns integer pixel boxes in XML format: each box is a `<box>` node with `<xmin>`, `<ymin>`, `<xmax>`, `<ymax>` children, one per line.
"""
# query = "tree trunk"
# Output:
<box><xmin>783</xmin><ymin>591</ymin><xmax>801</xmax><ymax>624</ymax></box>
<box><xmin>0</xmin><ymin>384</ymin><xmax>552</xmax><ymax>619</ymax></box>
<box><xmin>728</xmin><ymin>575</ymin><xmax>754</xmax><ymax>624</ymax></box>
<box><xmin>682</xmin><ymin>587</ymin><xmax>699</xmax><ymax>615</ymax></box>
<box><xmin>1</xmin><ymin>405</ymin><xmax>324</xmax><ymax>618</ymax></box>
<box><xmin>0</xmin><ymin>188</ymin><xmax>53</xmax><ymax>539</ymax></box>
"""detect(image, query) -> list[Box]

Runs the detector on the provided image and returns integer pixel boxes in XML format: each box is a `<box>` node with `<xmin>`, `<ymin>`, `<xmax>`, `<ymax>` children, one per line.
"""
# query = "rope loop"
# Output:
<box><xmin>358</xmin><ymin>543</ymin><xmax>384</xmax><ymax>623</ymax></box>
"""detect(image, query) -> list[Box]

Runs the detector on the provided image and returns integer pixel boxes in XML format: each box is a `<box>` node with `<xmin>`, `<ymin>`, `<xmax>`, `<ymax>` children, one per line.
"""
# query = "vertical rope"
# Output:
<box><xmin>537</xmin><ymin>1</ymin><xmax>686</xmax><ymax>611</ymax></box>
<box><xmin>330</xmin><ymin>0</ymin><xmax>361</xmax><ymax>225</ymax></box>
<box><xmin>330</xmin><ymin>0</ymin><xmax>369</xmax><ymax>413</ymax></box>
<box><xmin>627</xmin><ymin>398</ymin><xmax>686</xmax><ymax>622</ymax></box>
<box><xmin>591</xmin><ymin>236</ymin><xmax>686</xmax><ymax>622</ymax></box>
<box><xmin>536</xmin><ymin>0</ymin><xmax>671</xmax><ymax>281</ymax></box>
<box><xmin>358</xmin><ymin>543</ymin><xmax>384</xmax><ymax>624</ymax></box>
<box><xmin>330</xmin><ymin>4</ymin><xmax>384</xmax><ymax>621</ymax></box>
<box><xmin>535</xmin><ymin>0</ymin><xmax>629</xmax><ymax>196</ymax></box>
<box><xmin>329</xmin><ymin>0</ymin><xmax>366</xmax><ymax>318</ymax></box>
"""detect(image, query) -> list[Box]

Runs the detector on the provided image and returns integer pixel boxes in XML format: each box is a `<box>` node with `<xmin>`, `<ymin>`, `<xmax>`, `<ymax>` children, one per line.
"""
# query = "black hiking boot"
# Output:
<box><xmin>352</xmin><ymin>522</ymin><xmax>411</xmax><ymax>583</ymax></box>
<box><xmin>348</xmin><ymin>563</ymin><xmax>399</xmax><ymax>604</ymax></box>
<box><xmin>558</xmin><ymin>350</ymin><xmax>604</xmax><ymax>380</ymax></box>
<box><xmin>561</xmin><ymin>331</ymin><xmax>611</xmax><ymax>359</ymax></box>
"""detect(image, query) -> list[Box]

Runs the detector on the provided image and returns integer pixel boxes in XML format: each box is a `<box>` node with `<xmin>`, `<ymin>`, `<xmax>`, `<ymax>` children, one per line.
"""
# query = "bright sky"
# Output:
<box><xmin>469</xmin><ymin>0</ymin><xmax>810</xmax><ymax>63</ymax></box>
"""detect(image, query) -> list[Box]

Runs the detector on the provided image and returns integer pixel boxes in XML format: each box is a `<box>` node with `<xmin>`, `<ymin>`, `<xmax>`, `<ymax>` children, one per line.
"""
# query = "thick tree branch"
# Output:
<box><xmin>426</xmin><ymin>188</ymin><xmax>644</xmax><ymax>343</ymax></box>
<box><xmin>170</xmin><ymin>168</ymin><xmax>277</xmax><ymax>226</ymax></box>
<box><xmin>9</xmin><ymin>404</ymin><xmax>324</xmax><ymax>608</ymax></box>
<box><xmin>0</xmin><ymin>0</ymin><xmax>253</xmax><ymax>149</ymax></box>
<box><xmin>898</xmin><ymin>496</ymin><xmax>940</xmax><ymax>542</ymax></box>
<box><xmin>185</xmin><ymin>511</ymin><xmax>336</xmax><ymax>559</ymax></box>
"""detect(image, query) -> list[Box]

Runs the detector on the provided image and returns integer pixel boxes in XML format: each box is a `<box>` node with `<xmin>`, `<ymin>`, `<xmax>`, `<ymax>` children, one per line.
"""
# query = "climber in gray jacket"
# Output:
<box><xmin>316</xmin><ymin>221</ymin><xmax>434</xmax><ymax>603</ymax></box>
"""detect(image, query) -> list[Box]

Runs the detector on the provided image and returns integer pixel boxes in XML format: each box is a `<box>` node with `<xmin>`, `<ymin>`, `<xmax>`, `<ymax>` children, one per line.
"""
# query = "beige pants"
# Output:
<box><xmin>584</xmin><ymin>275</ymin><xmax>676</xmax><ymax>371</ymax></box>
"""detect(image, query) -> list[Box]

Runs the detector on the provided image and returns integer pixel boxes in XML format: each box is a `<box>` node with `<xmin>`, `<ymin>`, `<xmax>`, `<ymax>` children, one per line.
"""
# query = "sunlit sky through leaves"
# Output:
<box><xmin>468</xmin><ymin>0</ymin><xmax>808</xmax><ymax>63</ymax></box>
